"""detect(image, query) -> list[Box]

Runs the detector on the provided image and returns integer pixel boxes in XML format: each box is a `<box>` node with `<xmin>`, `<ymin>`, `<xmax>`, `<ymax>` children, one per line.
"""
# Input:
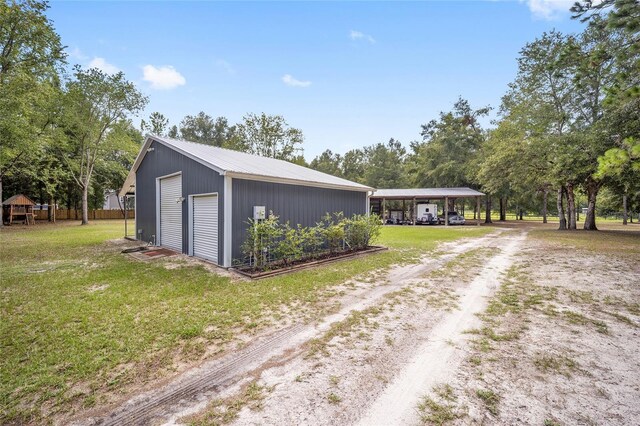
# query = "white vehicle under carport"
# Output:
<box><xmin>448</xmin><ymin>214</ymin><xmax>466</xmax><ymax>225</ymax></box>
<box><xmin>415</xmin><ymin>203</ymin><xmax>439</xmax><ymax>225</ymax></box>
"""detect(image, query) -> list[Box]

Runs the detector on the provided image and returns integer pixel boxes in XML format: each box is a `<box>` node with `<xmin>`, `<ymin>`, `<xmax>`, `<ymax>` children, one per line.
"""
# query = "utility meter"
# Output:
<box><xmin>253</xmin><ymin>206</ymin><xmax>266</xmax><ymax>220</ymax></box>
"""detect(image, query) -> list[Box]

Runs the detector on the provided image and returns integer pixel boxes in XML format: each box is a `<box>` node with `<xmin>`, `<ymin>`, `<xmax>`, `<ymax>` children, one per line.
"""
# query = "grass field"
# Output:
<box><xmin>529</xmin><ymin>226</ymin><xmax>640</xmax><ymax>257</ymax></box>
<box><xmin>462</xmin><ymin>212</ymin><xmax>636</xmax><ymax>223</ymax></box>
<box><xmin>0</xmin><ymin>220</ymin><xmax>491</xmax><ymax>423</ymax></box>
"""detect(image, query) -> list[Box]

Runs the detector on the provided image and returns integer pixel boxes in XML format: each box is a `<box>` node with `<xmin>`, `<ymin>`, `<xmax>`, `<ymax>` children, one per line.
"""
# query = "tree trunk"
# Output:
<box><xmin>67</xmin><ymin>184</ymin><xmax>72</xmax><ymax>210</ymax></box>
<box><xmin>519</xmin><ymin>209</ymin><xmax>523</xmax><ymax>220</ymax></box>
<box><xmin>542</xmin><ymin>189</ymin><xmax>548</xmax><ymax>223</ymax></box>
<box><xmin>566</xmin><ymin>183</ymin><xmax>577</xmax><ymax>230</ymax></box>
<box><xmin>622</xmin><ymin>194</ymin><xmax>628</xmax><ymax>225</ymax></box>
<box><xmin>0</xmin><ymin>176</ymin><xmax>3</xmax><ymax>228</ymax></box>
<box><xmin>117</xmin><ymin>195</ymin><xmax>126</xmax><ymax>218</ymax></box>
<box><xmin>505</xmin><ymin>198</ymin><xmax>508</xmax><ymax>221</ymax></box>
<box><xmin>583</xmin><ymin>180</ymin><xmax>599</xmax><ymax>231</ymax></box>
<box><xmin>485</xmin><ymin>195</ymin><xmax>492</xmax><ymax>224</ymax></box>
<box><xmin>48</xmin><ymin>196</ymin><xmax>53</xmax><ymax>222</ymax></box>
<box><xmin>557</xmin><ymin>187</ymin><xmax>567</xmax><ymax>230</ymax></box>
<box><xmin>81</xmin><ymin>184</ymin><xmax>89</xmax><ymax>225</ymax></box>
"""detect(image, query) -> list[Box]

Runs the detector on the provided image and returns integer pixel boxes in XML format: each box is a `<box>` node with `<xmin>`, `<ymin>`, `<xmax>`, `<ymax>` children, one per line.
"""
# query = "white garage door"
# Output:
<box><xmin>192</xmin><ymin>194</ymin><xmax>218</xmax><ymax>263</ymax></box>
<box><xmin>159</xmin><ymin>174</ymin><xmax>182</xmax><ymax>252</ymax></box>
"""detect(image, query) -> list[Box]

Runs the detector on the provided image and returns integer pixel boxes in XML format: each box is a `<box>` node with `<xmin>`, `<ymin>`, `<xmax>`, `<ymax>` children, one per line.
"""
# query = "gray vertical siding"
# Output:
<box><xmin>135</xmin><ymin>140</ymin><xmax>226</xmax><ymax>264</ymax></box>
<box><xmin>135</xmin><ymin>138</ymin><xmax>368</xmax><ymax>266</ymax></box>
<box><xmin>231</xmin><ymin>179</ymin><xmax>367</xmax><ymax>262</ymax></box>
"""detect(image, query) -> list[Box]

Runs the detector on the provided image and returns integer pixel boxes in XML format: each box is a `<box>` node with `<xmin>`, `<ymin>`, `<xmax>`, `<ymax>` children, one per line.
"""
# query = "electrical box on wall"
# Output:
<box><xmin>253</xmin><ymin>206</ymin><xmax>266</xmax><ymax>220</ymax></box>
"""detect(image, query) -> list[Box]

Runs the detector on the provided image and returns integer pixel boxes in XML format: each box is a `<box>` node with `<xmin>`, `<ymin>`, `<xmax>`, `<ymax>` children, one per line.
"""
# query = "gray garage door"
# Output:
<box><xmin>159</xmin><ymin>174</ymin><xmax>182</xmax><ymax>252</ymax></box>
<box><xmin>192</xmin><ymin>194</ymin><xmax>218</xmax><ymax>263</ymax></box>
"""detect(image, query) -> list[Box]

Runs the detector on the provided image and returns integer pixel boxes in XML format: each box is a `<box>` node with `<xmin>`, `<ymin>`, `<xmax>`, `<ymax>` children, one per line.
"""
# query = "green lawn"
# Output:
<box><xmin>529</xmin><ymin>226</ymin><xmax>640</xmax><ymax>257</ymax></box>
<box><xmin>462</xmin><ymin>212</ymin><xmax>633</xmax><ymax>224</ymax></box>
<box><xmin>0</xmin><ymin>221</ymin><xmax>491</xmax><ymax>423</ymax></box>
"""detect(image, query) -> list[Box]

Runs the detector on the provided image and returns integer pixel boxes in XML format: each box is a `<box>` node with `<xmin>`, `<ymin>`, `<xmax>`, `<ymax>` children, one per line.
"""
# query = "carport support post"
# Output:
<box><xmin>476</xmin><ymin>196</ymin><xmax>481</xmax><ymax>226</ymax></box>
<box><xmin>412</xmin><ymin>197</ymin><xmax>416</xmax><ymax>224</ymax></box>
<box><xmin>124</xmin><ymin>195</ymin><xmax>128</xmax><ymax>237</ymax></box>
<box><xmin>445</xmin><ymin>196</ymin><xmax>449</xmax><ymax>226</ymax></box>
<box><xmin>382</xmin><ymin>198</ymin><xmax>386</xmax><ymax>221</ymax></box>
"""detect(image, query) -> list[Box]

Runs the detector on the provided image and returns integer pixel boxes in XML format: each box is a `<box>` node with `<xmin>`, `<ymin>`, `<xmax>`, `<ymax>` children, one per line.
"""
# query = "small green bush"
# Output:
<box><xmin>298</xmin><ymin>224</ymin><xmax>324</xmax><ymax>256</ymax></box>
<box><xmin>241</xmin><ymin>212</ymin><xmax>382</xmax><ymax>268</ymax></box>
<box><xmin>319</xmin><ymin>212</ymin><xmax>346</xmax><ymax>253</ymax></box>
<box><xmin>274</xmin><ymin>222</ymin><xmax>304</xmax><ymax>266</ymax></box>
<box><xmin>241</xmin><ymin>213</ymin><xmax>282</xmax><ymax>268</ymax></box>
<box><xmin>344</xmin><ymin>214</ymin><xmax>382</xmax><ymax>250</ymax></box>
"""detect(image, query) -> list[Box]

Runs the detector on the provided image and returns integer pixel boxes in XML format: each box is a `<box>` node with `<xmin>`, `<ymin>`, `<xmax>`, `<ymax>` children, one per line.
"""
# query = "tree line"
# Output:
<box><xmin>1</xmin><ymin>1</ymin><xmax>146</xmax><ymax>226</ymax></box>
<box><xmin>141</xmin><ymin>111</ymin><xmax>306</xmax><ymax>165</ymax></box>
<box><xmin>1</xmin><ymin>1</ymin><xmax>305</xmax><ymax>226</ymax></box>
<box><xmin>306</xmin><ymin>0</ymin><xmax>640</xmax><ymax>229</ymax></box>
<box><xmin>2</xmin><ymin>0</ymin><xmax>638</xmax><ymax>230</ymax></box>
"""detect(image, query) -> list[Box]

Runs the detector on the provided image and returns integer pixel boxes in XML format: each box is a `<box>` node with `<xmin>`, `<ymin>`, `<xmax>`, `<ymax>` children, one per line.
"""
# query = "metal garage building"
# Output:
<box><xmin>119</xmin><ymin>136</ymin><xmax>372</xmax><ymax>267</ymax></box>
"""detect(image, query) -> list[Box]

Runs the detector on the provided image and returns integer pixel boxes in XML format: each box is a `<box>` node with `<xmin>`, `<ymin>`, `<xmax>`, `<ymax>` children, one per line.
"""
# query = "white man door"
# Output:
<box><xmin>191</xmin><ymin>194</ymin><xmax>219</xmax><ymax>263</ymax></box>
<box><xmin>159</xmin><ymin>174</ymin><xmax>183</xmax><ymax>252</ymax></box>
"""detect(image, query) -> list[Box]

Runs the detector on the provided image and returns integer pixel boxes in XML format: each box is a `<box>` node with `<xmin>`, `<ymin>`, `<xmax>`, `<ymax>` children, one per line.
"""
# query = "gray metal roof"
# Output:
<box><xmin>120</xmin><ymin>136</ymin><xmax>372</xmax><ymax>196</ymax></box>
<box><xmin>370</xmin><ymin>187</ymin><xmax>485</xmax><ymax>199</ymax></box>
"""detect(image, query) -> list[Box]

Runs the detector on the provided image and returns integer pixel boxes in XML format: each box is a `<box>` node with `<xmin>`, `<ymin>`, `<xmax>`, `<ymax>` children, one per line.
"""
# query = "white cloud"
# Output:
<box><xmin>88</xmin><ymin>57</ymin><xmax>119</xmax><ymax>74</ymax></box>
<box><xmin>216</xmin><ymin>59</ymin><xmax>235</xmax><ymax>75</ymax></box>
<box><xmin>350</xmin><ymin>30</ymin><xmax>376</xmax><ymax>44</ymax></box>
<box><xmin>521</xmin><ymin>0</ymin><xmax>574</xmax><ymax>20</ymax></box>
<box><xmin>142</xmin><ymin>65</ymin><xmax>186</xmax><ymax>90</ymax></box>
<box><xmin>282</xmin><ymin>74</ymin><xmax>311</xmax><ymax>88</ymax></box>
<box><xmin>69</xmin><ymin>47</ymin><xmax>88</xmax><ymax>61</ymax></box>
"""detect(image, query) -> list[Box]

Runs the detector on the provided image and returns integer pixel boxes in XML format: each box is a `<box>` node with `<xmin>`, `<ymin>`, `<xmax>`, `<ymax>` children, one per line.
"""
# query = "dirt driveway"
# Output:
<box><xmin>73</xmin><ymin>225</ymin><xmax>640</xmax><ymax>425</ymax></box>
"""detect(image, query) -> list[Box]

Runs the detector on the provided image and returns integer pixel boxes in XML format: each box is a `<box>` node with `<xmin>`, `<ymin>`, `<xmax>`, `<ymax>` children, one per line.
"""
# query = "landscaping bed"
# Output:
<box><xmin>231</xmin><ymin>245</ymin><xmax>388</xmax><ymax>279</ymax></box>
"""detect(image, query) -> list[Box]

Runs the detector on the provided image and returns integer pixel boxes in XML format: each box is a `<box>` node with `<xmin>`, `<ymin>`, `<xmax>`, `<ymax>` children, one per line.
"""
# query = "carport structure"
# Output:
<box><xmin>369</xmin><ymin>187</ymin><xmax>485</xmax><ymax>226</ymax></box>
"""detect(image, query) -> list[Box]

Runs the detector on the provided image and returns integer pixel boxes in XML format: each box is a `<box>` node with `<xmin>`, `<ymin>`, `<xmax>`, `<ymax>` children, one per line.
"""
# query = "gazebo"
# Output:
<box><xmin>2</xmin><ymin>194</ymin><xmax>36</xmax><ymax>225</ymax></box>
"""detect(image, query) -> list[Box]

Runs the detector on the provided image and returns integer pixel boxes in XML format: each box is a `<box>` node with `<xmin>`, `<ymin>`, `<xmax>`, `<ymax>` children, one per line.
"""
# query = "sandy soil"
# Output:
<box><xmin>70</xmin><ymin>225</ymin><xmax>640</xmax><ymax>426</ymax></box>
<box><xmin>70</xmin><ymin>230</ymin><xmax>507</xmax><ymax>425</ymax></box>
<box><xmin>356</xmin><ymin>232</ymin><xmax>527</xmax><ymax>425</ymax></box>
<box><xmin>441</xmin><ymin>233</ymin><xmax>640</xmax><ymax>425</ymax></box>
<box><xmin>223</xmin><ymin>226</ymin><xmax>639</xmax><ymax>426</ymax></box>
<box><xmin>227</xmin><ymin>230</ymin><xmax>526</xmax><ymax>426</ymax></box>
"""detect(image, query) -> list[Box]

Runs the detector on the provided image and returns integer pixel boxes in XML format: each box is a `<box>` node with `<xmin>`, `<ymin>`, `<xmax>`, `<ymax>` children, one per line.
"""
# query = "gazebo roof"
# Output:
<box><xmin>2</xmin><ymin>194</ymin><xmax>36</xmax><ymax>206</ymax></box>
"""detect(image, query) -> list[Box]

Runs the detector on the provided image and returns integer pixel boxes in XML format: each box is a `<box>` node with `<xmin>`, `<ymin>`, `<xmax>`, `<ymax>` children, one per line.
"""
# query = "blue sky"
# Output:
<box><xmin>47</xmin><ymin>1</ymin><xmax>585</xmax><ymax>160</ymax></box>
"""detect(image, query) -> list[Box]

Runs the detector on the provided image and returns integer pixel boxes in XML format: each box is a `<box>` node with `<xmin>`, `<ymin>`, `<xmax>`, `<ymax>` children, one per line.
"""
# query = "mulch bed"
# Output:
<box><xmin>230</xmin><ymin>246</ymin><xmax>388</xmax><ymax>280</ymax></box>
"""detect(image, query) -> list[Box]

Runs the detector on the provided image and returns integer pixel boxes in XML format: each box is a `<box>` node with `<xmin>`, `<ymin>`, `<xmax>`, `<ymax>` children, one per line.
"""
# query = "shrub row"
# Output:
<box><xmin>239</xmin><ymin>212</ymin><xmax>382</xmax><ymax>269</ymax></box>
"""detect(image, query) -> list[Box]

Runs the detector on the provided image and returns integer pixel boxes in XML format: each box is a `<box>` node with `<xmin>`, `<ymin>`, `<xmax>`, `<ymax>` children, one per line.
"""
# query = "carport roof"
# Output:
<box><xmin>370</xmin><ymin>187</ymin><xmax>485</xmax><ymax>199</ymax></box>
